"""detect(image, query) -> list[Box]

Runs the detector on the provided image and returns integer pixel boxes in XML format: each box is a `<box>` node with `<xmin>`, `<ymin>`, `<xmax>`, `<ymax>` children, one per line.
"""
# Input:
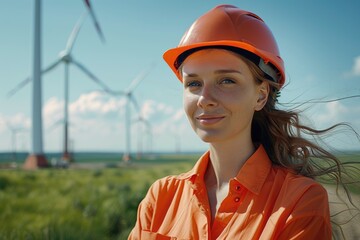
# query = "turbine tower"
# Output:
<box><xmin>6</xmin><ymin>123</ymin><xmax>26</xmax><ymax>166</ymax></box>
<box><xmin>9</xmin><ymin>1</ymin><xmax>108</xmax><ymax>163</ymax></box>
<box><xmin>23</xmin><ymin>0</ymin><xmax>47</xmax><ymax>169</ymax></box>
<box><xmin>135</xmin><ymin>115</ymin><xmax>153</xmax><ymax>159</ymax></box>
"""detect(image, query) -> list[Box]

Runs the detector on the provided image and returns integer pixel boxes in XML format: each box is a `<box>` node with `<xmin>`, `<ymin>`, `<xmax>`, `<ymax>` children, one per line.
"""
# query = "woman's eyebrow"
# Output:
<box><xmin>182</xmin><ymin>72</ymin><xmax>198</xmax><ymax>78</ymax></box>
<box><xmin>183</xmin><ymin>69</ymin><xmax>242</xmax><ymax>77</ymax></box>
<box><xmin>214</xmin><ymin>69</ymin><xmax>243</xmax><ymax>75</ymax></box>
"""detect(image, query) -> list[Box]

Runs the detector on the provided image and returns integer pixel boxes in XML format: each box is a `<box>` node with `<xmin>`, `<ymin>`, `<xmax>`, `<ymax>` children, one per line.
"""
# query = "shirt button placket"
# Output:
<box><xmin>233</xmin><ymin>184</ymin><xmax>241</xmax><ymax>203</ymax></box>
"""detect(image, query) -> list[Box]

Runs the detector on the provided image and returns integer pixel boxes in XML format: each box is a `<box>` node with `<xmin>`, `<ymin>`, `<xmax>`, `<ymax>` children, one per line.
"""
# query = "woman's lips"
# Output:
<box><xmin>196</xmin><ymin>115</ymin><xmax>225</xmax><ymax>125</ymax></box>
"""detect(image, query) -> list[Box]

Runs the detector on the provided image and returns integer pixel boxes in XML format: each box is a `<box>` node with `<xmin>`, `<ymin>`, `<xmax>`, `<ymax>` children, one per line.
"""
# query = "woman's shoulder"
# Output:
<box><xmin>150</xmin><ymin>174</ymin><xmax>186</xmax><ymax>190</ymax></box>
<box><xmin>281</xmin><ymin>167</ymin><xmax>326</xmax><ymax>189</ymax></box>
<box><xmin>145</xmin><ymin>171</ymin><xmax>194</xmax><ymax>198</ymax></box>
<box><xmin>271</xmin><ymin>166</ymin><xmax>329</xmax><ymax>206</ymax></box>
<box><xmin>275</xmin><ymin>166</ymin><xmax>326</xmax><ymax>188</ymax></box>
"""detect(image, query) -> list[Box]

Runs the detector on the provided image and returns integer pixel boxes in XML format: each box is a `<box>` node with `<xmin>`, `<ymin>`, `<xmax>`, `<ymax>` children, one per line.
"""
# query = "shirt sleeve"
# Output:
<box><xmin>128</xmin><ymin>184</ymin><xmax>156</xmax><ymax>240</ymax></box>
<box><xmin>128</xmin><ymin>199</ymin><xmax>154</xmax><ymax>239</ymax></box>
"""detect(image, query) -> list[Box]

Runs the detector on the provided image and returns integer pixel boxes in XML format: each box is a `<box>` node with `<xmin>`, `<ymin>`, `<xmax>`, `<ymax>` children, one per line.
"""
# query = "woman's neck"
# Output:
<box><xmin>206</xmin><ymin>138</ymin><xmax>256</xmax><ymax>189</ymax></box>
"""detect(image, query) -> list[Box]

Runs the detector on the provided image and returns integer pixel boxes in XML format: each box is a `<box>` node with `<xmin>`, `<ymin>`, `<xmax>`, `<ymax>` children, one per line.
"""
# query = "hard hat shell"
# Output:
<box><xmin>163</xmin><ymin>5</ymin><xmax>285</xmax><ymax>87</ymax></box>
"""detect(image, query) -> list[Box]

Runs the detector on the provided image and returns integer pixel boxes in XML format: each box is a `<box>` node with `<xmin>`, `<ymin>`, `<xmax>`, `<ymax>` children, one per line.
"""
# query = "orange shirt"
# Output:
<box><xmin>128</xmin><ymin>145</ymin><xmax>331</xmax><ymax>239</ymax></box>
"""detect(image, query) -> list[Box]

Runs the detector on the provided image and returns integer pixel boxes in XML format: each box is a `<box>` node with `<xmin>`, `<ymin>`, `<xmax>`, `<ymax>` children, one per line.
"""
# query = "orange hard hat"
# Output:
<box><xmin>163</xmin><ymin>5</ymin><xmax>285</xmax><ymax>87</ymax></box>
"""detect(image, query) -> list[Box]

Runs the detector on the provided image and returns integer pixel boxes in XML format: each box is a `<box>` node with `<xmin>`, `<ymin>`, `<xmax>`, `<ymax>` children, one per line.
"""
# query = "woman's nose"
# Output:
<box><xmin>197</xmin><ymin>85</ymin><xmax>218</xmax><ymax>109</ymax></box>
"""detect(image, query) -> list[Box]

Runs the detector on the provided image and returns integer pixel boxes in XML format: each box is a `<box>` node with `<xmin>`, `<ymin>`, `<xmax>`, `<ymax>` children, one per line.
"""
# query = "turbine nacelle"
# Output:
<box><xmin>59</xmin><ymin>50</ymin><xmax>72</xmax><ymax>63</ymax></box>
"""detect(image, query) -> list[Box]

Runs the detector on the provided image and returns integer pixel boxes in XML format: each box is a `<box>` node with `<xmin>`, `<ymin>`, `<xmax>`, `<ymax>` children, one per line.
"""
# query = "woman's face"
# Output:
<box><xmin>181</xmin><ymin>49</ymin><xmax>268</xmax><ymax>144</ymax></box>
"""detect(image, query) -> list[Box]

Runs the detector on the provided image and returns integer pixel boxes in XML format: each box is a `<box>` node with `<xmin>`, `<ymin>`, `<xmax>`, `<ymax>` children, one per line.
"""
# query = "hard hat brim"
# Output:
<box><xmin>163</xmin><ymin>40</ymin><xmax>285</xmax><ymax>87</ymax></box>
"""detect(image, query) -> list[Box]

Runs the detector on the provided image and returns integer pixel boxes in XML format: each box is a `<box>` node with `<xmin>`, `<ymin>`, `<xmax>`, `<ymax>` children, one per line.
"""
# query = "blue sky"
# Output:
<box><xmin>1</xmin><ymin>1</ymin><xmax>360</xmax><ymax>153</ymax></box>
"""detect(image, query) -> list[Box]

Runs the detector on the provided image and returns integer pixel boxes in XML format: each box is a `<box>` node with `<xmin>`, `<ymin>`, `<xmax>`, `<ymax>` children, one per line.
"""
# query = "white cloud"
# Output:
<box><xmin>305</xmin><ymin>101</ymin><xmax>360</xmax><ymax>150</ymax></box>
<box><xmin>140</xmin><ymin>100</ymin><xmax>156</xmax><ymax>120</ymax></box>
<box><xmin>69</xmin><ymin>91</ymin><xmax>126</xmax><ymax>116</ymax></box>
<box><xmin>0</xmin><ymin>113</ymin><xmax>30</xmax><ymax>132</ymax></box>
<box><xmin>0</xmin><ymin>115</ymin><xmax>6</xmax><ymax>133</ymax></box>
<box><xmin>43</xmin><ymin>97</ymin><xmax>63</xmax><ymax>127</ymax></box>
<box><xmin>0</xmin><ymin>92</ymin><xmax>208</xmax><ymax>152</ymax></box>
<box><xmin>172</xmin><ymin>109</ymin><xmax>185</xmax><ymax>122</ymax></box>
<box><xmin>315</xmin><ymin>101</ymin><xmax>348</xmax><ymax>125</ymax></box>
<box><xmin>352</xmin><ymin>56</ymin><xmax>360</xmax><ymax>76</ymax></box>
<box><xmin>344</xmin><ymin>56</ymin><xmax>360</xmax><ymax>78</ymax></box>
<box><xmin>140</xmin><ymin>99</ymin><xmax>178</xmax><ymax>122</ymax></box>
<box><xmin>0</xmin><ymin>113</ymin><xmax>30</xmax><ymax>151</ymax></box>
<box><xmin>156</xmin><ymin>103</ymin><xmax>174</xmax><ymax>115</ymax></box>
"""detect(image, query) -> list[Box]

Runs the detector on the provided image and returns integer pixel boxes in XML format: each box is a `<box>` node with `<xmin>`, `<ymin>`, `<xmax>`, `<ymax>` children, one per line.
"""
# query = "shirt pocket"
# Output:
<box><xmin>140</xmin><ymin>230</ymin><xmax>177</xmax><ymax>240</ymax></box>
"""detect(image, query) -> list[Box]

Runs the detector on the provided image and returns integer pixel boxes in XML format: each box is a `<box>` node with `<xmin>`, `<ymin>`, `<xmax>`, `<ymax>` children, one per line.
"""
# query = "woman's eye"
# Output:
<box><xmin>186</xmin><ymin>81</ymin><xmax>201</xmax><ymax>87</ymax></box>
<box><xmin>220</xmin><ymin>78</ymin><xmax>236</xmax><ymax>84</ymax></box>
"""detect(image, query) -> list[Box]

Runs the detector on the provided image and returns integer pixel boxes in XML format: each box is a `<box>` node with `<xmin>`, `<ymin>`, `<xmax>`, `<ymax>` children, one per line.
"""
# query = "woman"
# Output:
<box><xmin>129</xmin><ymin>5</ymin><xmax>357</xmax><ymax>239</ymax></box>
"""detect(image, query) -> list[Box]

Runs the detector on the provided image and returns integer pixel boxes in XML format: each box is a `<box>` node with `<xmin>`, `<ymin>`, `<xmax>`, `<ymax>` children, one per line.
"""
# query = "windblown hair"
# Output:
<box><xmin>178</xmin><ymin>48</ymin><xmax>359</xmax><ymax>238</ymax></box>
<box><xmin>240</xmin><ymin>55</ymin><xmax>360</xmax><ymax>239</ymax></box>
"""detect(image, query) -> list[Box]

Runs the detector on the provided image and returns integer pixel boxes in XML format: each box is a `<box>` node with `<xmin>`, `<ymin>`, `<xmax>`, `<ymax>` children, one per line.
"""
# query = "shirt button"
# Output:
<box><xmin>234</xmin><ymin>197</ymin><xmax>240</xmax><ymax>202</ymax></box>
<box><xmin>235</xmin><ymin>185</ymin><xmax>241</xmax><ymax>191</ymax></box>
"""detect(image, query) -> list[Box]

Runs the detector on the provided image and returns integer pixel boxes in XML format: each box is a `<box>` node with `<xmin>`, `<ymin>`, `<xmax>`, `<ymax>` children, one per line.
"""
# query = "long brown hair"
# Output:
<box><xmin>243</xmin><ymin>55</ymin><xmax>360</xmax><ymax>239</ymax></box>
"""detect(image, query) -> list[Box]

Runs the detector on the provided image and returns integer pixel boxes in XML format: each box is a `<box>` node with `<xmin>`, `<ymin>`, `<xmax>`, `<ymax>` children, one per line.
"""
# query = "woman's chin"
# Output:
<box><xmin>197</xmin><ymin>132</ymin><xmax>221</xmax><ymax>143</ymax></box>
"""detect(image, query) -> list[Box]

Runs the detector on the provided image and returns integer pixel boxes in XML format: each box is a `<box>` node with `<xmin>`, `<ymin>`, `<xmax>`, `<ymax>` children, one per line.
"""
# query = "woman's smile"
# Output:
<box><xmin>196</xmin><ymin>114</ymin><xmax>225</xmax><ymax>126</ymax></box>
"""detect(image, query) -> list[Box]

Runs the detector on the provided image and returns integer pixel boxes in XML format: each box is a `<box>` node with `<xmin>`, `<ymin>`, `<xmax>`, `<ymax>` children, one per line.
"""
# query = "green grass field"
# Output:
<box><xmin>0</xmin><ymin>152</ymin><xmax>359</xmax><ymax>240</ymax></box>
<box><xmin>0</xmin><ymin>155</ymin><xmax>198</xmax><ymax>240</ymax></box>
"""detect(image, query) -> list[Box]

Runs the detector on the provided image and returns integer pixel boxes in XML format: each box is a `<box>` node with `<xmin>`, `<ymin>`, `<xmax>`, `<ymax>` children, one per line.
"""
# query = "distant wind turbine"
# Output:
<box><xmin>134</xmin><ymin>114</ymin><xmax>153</xmax><ymax>159</ymax></box>
<box><xmin>107</xmin><ymin>64</ymin><xmax>155</xmax><ymax>162</ymax></box>
<box><xmin>6</xmin><ymin>123</ymin><xmax>26</xmax><ymax>163</ymax></box>
<box><xmin>8</xmin><ymin>2</ymin><xmax>109</xmax><ymax>162</ymax></box>
<box><xmin>173</xmin><ymin>132</ymin><xmax>181</xmax><ymax>154</ymax></box>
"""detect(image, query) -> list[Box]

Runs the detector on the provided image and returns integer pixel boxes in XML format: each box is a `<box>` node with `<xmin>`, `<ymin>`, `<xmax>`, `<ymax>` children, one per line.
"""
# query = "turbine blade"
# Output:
<box><xmin>65</xmin><ymin>11</ymin><xmax>88</xmax><ymax>53</ymax></box>
<box><xmin>126</xmin><ymin>63</ymin><xmax>156</xmax><ymax>93</ymax></box>
<box><xmin>111</xmin><ymin>90</ymin><xmax>126</xmax><ymax>96</ymax></box>
<box><xmin>47</xmin><ymin>119</ymin><xmax>64</xmax><ymax>132</ymax></box>
<box><xmin>87</xmin><ymin>89</ymin><xmax>108</xmax><ymax>95</ymax></box>
<box><xmin>7</xmin><ymin>77</ymin><xmax>31</xmax><ymax>98</ymax></box>
<box><xmin>83</xmin><ymin>0</ymin><xmax>105</xmax><ymax>43</ymax></box>
<box><xmin>7</xmin><ymin>59</ymin><xmax>61</xmax><ymax>98</ymax></box>
<box><xmin>43</xmin><ymin>59</ymin><xmax>62</xmax><ymax>73</ymax></box>
<box><xmin>129</xmin><ymin>95</ymin><xmax>141</xmax><ymax>113</ymax></box>
<box><xmin>72</xmin><ymin>59</ymin><xmax>112</xmax><ymax>93</ymax></box>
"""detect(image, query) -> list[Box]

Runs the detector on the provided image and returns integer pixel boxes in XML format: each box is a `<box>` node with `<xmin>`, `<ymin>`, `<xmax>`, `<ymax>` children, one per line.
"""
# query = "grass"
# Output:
<box><xmin>0</xmin><ymin>152</ymin><xmax>359</xmax><ymax>239</ymax></box>
<box><xmin>0</xmin><ymin>155</ymin><xmax>197</xmax><ymax>240</ymax></box>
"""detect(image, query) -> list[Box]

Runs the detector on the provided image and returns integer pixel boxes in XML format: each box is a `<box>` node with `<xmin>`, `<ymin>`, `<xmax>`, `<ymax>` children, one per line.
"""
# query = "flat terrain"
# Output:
<box><xmin>0</xmin><ymin>153</ymin><xmax>359</xmax><ymax>239</ymax></box>
<box><xmin>327</xmin><ymin>186</ymin><xmax>360</xmax><ymax>239</ymax></box>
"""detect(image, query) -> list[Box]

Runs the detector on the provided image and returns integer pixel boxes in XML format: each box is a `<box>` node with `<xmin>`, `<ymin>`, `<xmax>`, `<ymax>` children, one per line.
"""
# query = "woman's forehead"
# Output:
<box><xmin>181</xmin><ymin>48</ymin><xmax>250</xmax><ymax>75</ymax></box>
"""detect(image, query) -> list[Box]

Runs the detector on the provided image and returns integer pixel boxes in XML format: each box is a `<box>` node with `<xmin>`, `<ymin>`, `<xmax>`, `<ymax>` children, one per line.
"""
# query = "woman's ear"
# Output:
<box><xmin>255</xmin><ymin>81</ymin><xmax>269</xmax><ymax>111</ymax></box>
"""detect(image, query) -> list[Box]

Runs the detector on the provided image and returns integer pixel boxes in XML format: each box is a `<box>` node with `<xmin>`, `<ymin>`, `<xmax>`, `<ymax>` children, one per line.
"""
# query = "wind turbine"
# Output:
<box><xmin>107</xmin><ymin>64</ymin><xmax>155</xmax><ymax>162</ymax></box>
<box><xmin>173</xmin><ymin>131</ymin><xmax>181</xmax><ymax>154</ymax></box>
<box><xmin>134</xmin><ymin>114</ymin><xmax>153</xmax><ymax>159</ymax></box>
<box><xmin>6</xmin><ymin>123</ymin><xmax>26</xmax><ymax>165</ymax></box>
<box><xmin>9</xmin><ymin>1</ymin><xmax>109</xmax><ymax>163</ymax></box>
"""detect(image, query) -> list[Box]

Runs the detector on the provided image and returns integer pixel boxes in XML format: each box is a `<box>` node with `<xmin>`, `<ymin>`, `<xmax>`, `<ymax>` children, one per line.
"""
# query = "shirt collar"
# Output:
<box><xmin>234</xmin><ymin>145</ymin><xmax>272</xmax><ymax>195</ymax></box>
<box><xmin>177</xmin><ymin>145</ymin><xmax>272</xmax><ymax>195</ymax></box>
<box><xmin>177</xmin><ymin>151</ymin><xmax>210</xmax><ymax>182</ymax></box>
